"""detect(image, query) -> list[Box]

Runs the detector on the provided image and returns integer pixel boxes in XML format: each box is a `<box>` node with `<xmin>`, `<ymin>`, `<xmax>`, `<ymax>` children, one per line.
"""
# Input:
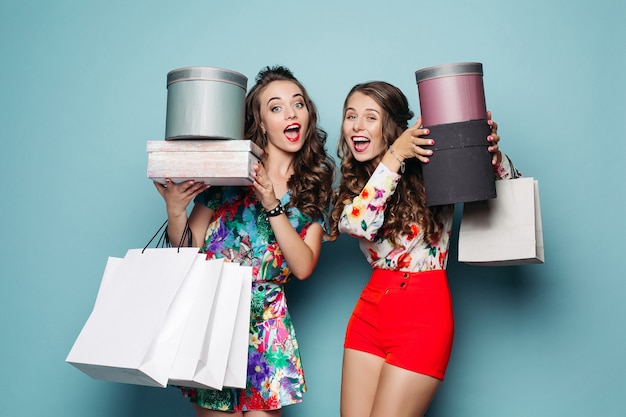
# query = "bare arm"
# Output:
<box><xmin>267</xmin><ymin>215</ymin><xmax>324</xmax><ymax>280</ymax></box>
<box><xmin>251</xmin><ymin>162</ymin><xmax>323</xmax><ymax>280</ymax></box>
<box><xmin>186</xmin><ymin>203</ymin><xmax>215</xmax><ymax>248</ymax></box>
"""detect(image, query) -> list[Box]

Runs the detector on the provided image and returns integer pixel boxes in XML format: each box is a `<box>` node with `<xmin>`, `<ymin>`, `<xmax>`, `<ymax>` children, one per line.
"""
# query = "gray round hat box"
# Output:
<box><xmin>165</xmin><ymin>66</ymin><xmax>248</xmax><ymax>140</ymax></box>
<box><xmin>415</xmin><ymin>62</ymin><xmax>496</xmax><ymax>206</ymax></box>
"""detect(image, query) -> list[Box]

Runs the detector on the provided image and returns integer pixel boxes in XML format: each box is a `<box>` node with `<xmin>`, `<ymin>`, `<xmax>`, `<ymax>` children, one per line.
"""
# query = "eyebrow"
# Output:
<box><xmin>266</xmin><ymin>93</ymin><xmax>305</xmax><ymax>105</ymax></box>
<box><xmin>346</xmin><ymin>107</ymin><xmax>381</xmax><ymax>114</ymax></box>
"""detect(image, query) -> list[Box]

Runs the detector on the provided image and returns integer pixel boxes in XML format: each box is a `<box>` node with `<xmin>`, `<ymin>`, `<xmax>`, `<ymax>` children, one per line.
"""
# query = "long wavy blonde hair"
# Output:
<box><xmin>328</xmin><ymin>81</ymin><xmax>447</xmax><ymax>245</ymax></box>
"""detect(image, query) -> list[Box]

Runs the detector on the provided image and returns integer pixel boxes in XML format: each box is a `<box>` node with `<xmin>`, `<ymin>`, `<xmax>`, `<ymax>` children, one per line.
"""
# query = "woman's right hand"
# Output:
<box><xmin>153</xmin><ymin>179</ymin><xmax>209</xmax><ymax>216</ymax></box>
<box><xmin>390</xmin><ymin>117</ymin><xmax>434</xmax><ymax>164</ymax></box>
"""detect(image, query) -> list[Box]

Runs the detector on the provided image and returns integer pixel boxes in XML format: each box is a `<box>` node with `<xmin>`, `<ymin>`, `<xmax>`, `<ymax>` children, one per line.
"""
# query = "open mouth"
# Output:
<box><xmin>284</xmin><ymin>123</ymin><xmax>301</xmax><ymax>142</ymax></box>
<box><xmin>351</xmin><ymin>136</ymin><xmax>370</xmax><ymax>152</ymax></box>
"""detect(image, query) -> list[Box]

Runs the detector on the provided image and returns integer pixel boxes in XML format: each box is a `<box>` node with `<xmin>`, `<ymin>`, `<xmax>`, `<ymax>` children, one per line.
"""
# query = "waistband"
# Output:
<box><xmin>369</xmin><ymin>268</ymin><xmax>448</xmax><ymax>289</ymax></box>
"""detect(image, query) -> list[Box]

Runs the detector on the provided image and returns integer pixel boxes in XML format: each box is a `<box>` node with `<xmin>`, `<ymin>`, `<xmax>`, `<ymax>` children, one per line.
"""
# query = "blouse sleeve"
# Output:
<box><xmin>493</xmin><ymin>153</ymin><xmax>522</xmax><ymax>180</ymax></box>
<box><xmin>194</xmin><ymin>186</ymin><xmax>224</xmax><ymax>210</ymax></box>
<box><xmin>338</xmin><ymin>163</ymin><xmax>401</xmax><ymax>241</ymax></box>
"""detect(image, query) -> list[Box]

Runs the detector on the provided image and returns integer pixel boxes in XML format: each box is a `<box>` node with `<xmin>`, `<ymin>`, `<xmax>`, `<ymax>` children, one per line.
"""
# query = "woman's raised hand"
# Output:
<box><xmin>153</xmin><ymin>179</ymin><xmax>209</xmax><ymax>216</ymax></box>
<box><xmin>391</xmin><ymin>117</ymin><xmax>434</xmax><ymax>164</ymax></box>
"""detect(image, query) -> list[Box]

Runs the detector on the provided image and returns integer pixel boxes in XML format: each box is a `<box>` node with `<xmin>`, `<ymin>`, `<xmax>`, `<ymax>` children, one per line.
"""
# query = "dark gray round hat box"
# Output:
<box><xmin>414</xmin><ymin>62</ymin><xmax>496</xmax><ymax>206</ymax></box>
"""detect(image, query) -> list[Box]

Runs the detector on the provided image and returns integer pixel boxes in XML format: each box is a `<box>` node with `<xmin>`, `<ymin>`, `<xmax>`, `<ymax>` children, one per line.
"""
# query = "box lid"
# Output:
<box><xmin>147</xmin><ymin>140</ymin><xmax>263</xmax><ymax>158</ymax></box>
<box><xmin>166</xmin><ymin>66</ymin><xmax>247</xmax><ymax>90</ymax></box>
<box><xmin>415</xmin><ymin>62</ymin><xmax>483</xmax><ymax>84</ymax></box>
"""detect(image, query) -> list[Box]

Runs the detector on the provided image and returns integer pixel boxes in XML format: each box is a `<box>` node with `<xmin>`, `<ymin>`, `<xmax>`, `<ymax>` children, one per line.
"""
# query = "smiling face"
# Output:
<box><xmin>342</xmin><ymin>91</ymin><xmax>387</xmax><ymax>164</ymax></box>
<box><xmin>259</xmin><ymin>80</ymin><xmax>309</xmax><ymax>154</ymax></box>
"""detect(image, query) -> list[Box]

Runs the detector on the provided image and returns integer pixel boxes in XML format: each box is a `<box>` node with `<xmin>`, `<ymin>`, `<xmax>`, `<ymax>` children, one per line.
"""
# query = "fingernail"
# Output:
<box><xmin>488</xmin><ymin>136</ymin><xmax>493</xmax><ymax>142</ymax></box>
<box><xmin>428</xmin><ymin>150</ymin><xmax>434</xmax><ymax>155</ymax></box>
<box><xmin>424</xmin><ymin>129</ymin><xmax>430</xmax><ymax>135</ymax></box>
<box><xmin>430</xmin><ymin>140</ymin><xmax>434</xmax><ymax>145</ymax></box>
<box><xmin>424</xmin><ymin>158</ymin><xmax>430</xmax><ymax>164</ymax></box>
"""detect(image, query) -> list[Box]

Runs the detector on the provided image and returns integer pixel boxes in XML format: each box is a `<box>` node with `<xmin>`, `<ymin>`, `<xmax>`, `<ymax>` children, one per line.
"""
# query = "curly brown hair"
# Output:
<box><xmin>328</xmin><ymin>81</ymin><xmax>448</xmax><ymax>245</ymax></box>
<box><xmin>244</xmin><ymin>66</ymin><xmax>335</xmax><ymax>221</ymax></box>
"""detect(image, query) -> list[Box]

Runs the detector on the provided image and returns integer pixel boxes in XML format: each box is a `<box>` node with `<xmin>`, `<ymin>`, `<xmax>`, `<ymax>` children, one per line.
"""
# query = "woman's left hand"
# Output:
<box><xmin>487</xmin><ymin>110</ymin><xmax>503</xmax><ymax>165</ymax></box>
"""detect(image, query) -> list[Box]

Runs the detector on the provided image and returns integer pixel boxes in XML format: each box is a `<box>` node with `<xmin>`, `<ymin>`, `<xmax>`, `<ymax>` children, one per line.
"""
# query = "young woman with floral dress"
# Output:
<box><xmin>154</xmin><ymin>66</ymin><xmax>335</xmax><ymax>416</ymax></box>
<box><xmin>328</xmin><ymin>81</ymin><xmax>520</xmax><ymax>417</ymax></box>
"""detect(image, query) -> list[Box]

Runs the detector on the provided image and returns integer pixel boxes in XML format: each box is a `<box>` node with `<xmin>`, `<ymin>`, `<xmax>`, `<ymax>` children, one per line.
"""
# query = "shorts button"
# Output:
<box><xmin>403</xmin><ymin>273</ymin><xmax>409</xmax><ymax>278</ymax></box>
<box><xmin>400</xmin><ymin>282</ymin><xmax>406</xmax><ymax>288</ymax></box>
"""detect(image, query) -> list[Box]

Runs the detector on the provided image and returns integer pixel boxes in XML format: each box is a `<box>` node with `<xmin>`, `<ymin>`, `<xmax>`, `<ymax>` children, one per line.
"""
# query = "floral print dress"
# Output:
<box><xmin>338</xmin><ymin>155</ymin><xmax>521</xmax><ymax>271</ymax></box>
<box><xmin>180</xmin><ymin>186</ymin><xmax>319</xmax><ymax>411</ymax></box>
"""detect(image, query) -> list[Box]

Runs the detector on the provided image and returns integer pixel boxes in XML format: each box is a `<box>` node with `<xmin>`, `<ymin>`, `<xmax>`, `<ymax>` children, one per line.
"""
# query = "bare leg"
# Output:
<box><xmin>370</xmin><ymin>363</ymin><xmax>441</xmax><ymax>417</ymax></box>
<box><xmin>340</xmin><ymin>348</ymin><xmax>385</xmax><ymax>417</ymax></box>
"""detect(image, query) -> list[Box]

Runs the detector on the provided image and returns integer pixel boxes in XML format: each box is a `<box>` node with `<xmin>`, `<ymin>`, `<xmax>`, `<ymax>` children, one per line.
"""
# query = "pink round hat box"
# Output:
<box><xmin>414</xmin><ymin>62</ymin><xmax>487</xmax><ymax>127</ymax></box>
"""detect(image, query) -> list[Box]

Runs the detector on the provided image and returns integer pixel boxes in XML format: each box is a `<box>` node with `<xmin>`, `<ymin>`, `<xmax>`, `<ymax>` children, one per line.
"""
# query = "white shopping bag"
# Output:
<box><xmin>167</xmin><ymin>258</ymin><xmax>224</xmax><ymax>388</ymax></box>
<box><xmin>458</xmin><ymin>177</ymin><xmax>544</xmax><ymax>266</ymax></box>
<box><xmin>66</xmin><ymin>247</ymin><xmax>201</xmax><ymax>388</ymax></box>
<box><xmin>187</xmin><ymin>262</ymin><xmax>248</xmax><ymax>390</ymax></box>
<box><xmin>223</xmin><ymin>264</ymin><xmax>252</xmax><ymax>389</ymax></box>
<box><xmin>91</xmin><ymin>256</ymin><xmax>123</xmax><ymax>311</ymax></box>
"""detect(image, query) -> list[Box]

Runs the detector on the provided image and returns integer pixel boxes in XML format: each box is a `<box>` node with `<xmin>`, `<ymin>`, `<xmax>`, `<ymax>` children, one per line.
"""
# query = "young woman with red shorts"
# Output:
<box><xmin>328</xmin><ymin>81</ymin><xmax>520</xmax><ymax>417</ymax></box>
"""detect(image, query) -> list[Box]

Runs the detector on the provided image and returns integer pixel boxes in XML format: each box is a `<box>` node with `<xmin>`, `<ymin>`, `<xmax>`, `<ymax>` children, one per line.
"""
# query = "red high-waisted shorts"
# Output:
<box><xmin>344</xmin><ymin>268</ymin><xmax>454</xmax><ymax>380</ymax></box>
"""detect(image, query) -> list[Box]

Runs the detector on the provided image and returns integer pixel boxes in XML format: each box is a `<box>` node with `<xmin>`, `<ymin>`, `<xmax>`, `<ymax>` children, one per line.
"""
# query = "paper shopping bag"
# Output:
<box><xmin>186</xmin><ymin>262</ymin><xmax>247</xmax><ymax>390</ymax></box>
<box><xmin>458</xmin><ymin>177</ymin><xmax>544</xmax><ymax>266</ymax></box>
<box><xmin>91</xmin><ymin>256</ymin><xmax>123</xmax><ymax>311</ymax></box>
<box><xmin>167</xmin><ymin>258</ymin><xmax>224</xmax><ymax>388</ymax></box>
<box><xmin>66</xmin><ymin>247</ymin><xmax>201</xmax><ymax>387</ymax></box>
<box><xmin>223</xmin><ymin>264</ymin><xmax>252</xmax><ymax>389</ymax></box>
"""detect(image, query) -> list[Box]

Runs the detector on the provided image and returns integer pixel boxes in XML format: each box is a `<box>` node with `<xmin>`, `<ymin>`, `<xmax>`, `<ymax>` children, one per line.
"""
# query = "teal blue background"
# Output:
<box><xmin>1</xmin><ymin>0</ymin><xmax>624</xmax><ymax>416</ymax></box>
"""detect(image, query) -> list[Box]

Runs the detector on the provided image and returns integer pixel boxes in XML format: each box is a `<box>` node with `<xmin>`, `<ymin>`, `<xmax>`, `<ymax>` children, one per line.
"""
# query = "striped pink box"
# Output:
<box><xmin>147</xmin><ymin>140</ymin><xmax>263</xmax><ymax>186</ymax></box>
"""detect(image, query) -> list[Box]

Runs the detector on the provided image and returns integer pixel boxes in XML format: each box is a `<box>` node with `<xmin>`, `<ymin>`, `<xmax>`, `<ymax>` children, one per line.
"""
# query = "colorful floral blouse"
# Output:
<box><xmin>180</xmin><ymin>186</ymin><xmax>322</xmax><ymax>412</ymax></box>
<box><xmin>338</xmin><ymin>156</ymin><xmax>520</xmax><ymax>272</ymax></box>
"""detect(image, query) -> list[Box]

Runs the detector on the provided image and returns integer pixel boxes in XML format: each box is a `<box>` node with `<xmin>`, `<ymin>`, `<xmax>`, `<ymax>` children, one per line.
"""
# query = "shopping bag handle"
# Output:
<box><xmin>142</xmin><ymin>219</ymin><xmax>192</xmax><ymax>253</ymax></box>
